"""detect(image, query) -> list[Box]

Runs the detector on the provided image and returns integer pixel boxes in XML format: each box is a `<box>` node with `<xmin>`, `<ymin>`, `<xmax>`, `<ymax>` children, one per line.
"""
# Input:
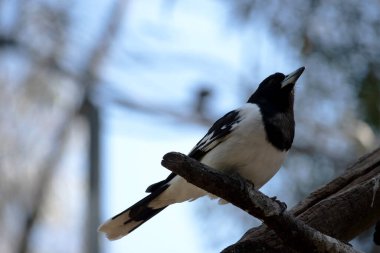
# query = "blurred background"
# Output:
<box><xmin>0</xmin><ymin>0</ymin><xmax>379</xmax><ymax>252</ymax></box>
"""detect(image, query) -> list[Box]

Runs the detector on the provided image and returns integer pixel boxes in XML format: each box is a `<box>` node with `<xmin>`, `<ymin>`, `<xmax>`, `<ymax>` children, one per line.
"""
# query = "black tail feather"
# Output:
<box><xmin>99</xmin><ymin>184</ymin><xmax>169</xmax><ymax>240</ymax></box>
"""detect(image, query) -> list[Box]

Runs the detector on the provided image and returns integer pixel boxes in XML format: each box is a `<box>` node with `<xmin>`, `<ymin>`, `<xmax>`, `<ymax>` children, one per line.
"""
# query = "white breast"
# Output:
<box><xmin>151</xmin><ymin>104</ymin><xmax>287</xmax><ymax>207</ymax></box>
<box><xmin>200</xmin><ymin>103</ymin><xmax>287</xmax><ymax>189</ymax></box>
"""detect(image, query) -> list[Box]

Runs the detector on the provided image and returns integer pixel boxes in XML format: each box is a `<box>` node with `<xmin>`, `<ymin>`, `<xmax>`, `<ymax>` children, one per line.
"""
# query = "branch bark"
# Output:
<box><xmin>161</xmin><ymin>152</ymin><xmax>375</xmax><ymax>253</ymax></box>
<box><xmin>225</xmin><ymin>147</ymin><xmax>380</xmax><ymax>253</ymax></box>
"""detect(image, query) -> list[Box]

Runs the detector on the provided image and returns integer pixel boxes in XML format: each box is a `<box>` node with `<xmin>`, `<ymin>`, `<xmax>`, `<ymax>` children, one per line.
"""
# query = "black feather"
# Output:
<box><xmin>259</xmin><ymin>105</ymin><xmax>294</xmax><ymax>151</ymax></box>
<box><xmin>248</xmin><ymin>72</ymin><xmax>295</xmax><ymax>151</ymax></box>
<box><xmin>146</xmin><ymin>172</ymin><xmax>176</xmax><ymax>193</ymax></box>
<box><xmin>146</xmin><ymin>110</ymin><xmax>241</xmax><ymax>193</ymax></box>
<box><xmin>188</xmin><ymin>110</ymin><xmax>241</xmax><ymax>160</ymax></box>
<box><xmin>108</xmin><ymin>183</ymin><xmax>170</xmax><ymax>234</ymax></box>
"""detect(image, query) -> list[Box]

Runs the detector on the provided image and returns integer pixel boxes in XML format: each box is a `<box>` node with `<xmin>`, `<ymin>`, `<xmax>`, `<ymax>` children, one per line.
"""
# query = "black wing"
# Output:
<box><xmin>146</xmin><ymin>109</ymin><xmax>241</xmax><ymax>193</ymax></box>
<box><xmin>188</xmin><ymin>109</ymin><xmax>241</xmax><ymax>160</ymax></box>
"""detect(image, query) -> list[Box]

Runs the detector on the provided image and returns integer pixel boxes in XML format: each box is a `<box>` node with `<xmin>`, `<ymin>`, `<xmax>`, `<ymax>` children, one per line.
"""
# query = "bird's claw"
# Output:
<box><xmin>270</xmin><ymin>196</ymin><xmax>287</xmax><ymax>213</ymax></box>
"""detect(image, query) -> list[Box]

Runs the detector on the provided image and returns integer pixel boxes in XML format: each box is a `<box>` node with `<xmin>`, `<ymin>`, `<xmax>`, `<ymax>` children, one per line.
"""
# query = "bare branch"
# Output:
<box><xmin>161</xmin><ymin>152</ymin><xmax>365</xmax><ymax>253</ymax></box>
<box><xmin>225</xmin><ymin>148</ymin><xmax>380</xmax><ymax>253</ymax></box>
<box><xmin>17</xmin><ymin>115</ymin><xmax>74</xmax><ymax>253</ymax></box>
<box><xmin>78</xmin><ymin>2</ymin><xmax>128</xmax><ymax>253</ymax></box>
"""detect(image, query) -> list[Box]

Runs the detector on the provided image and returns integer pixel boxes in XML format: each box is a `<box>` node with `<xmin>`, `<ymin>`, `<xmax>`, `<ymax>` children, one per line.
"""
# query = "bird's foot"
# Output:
<box><xmin>270</xmin><ymin>196</ymin><xmax>287</xmax><ymax>213</ymax></box>
<box><xmin>227</xmin><ymin>171</ymin><xmax>250</xmax><ymax>191</ymax></box>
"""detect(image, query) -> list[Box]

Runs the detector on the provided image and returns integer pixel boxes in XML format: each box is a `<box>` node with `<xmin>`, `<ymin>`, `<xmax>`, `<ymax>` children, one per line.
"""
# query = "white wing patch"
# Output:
<box><xmin>188</xmin><ymin>110</ymin><xmax>242</xmax><ymax>159</ymax></box>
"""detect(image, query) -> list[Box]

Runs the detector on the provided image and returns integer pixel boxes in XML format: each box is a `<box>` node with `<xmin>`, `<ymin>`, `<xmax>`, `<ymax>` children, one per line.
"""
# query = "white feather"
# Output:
<box><xmin>150</xmin><ymin>103</ymin><xmax>287</xmax><ymax>207</ymax></box>
<box><xmin>98</xmin><ymin>210</ymin><xmax>143</xmax><ymax>240</ymax></box>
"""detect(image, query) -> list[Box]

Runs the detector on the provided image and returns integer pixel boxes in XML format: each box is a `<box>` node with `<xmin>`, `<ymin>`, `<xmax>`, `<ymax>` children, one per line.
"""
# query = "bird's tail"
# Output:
<box><xmin>98</xmin><ymin>186</ymin><xmax>169</xmax><ymax>240</ymax></box>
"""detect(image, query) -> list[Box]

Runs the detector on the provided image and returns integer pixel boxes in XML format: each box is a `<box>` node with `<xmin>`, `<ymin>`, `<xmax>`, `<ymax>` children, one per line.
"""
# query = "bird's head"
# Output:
<box><xmin>248</xmin><ymin>67</ymin><xmax>305</xmax><ymax>111</ymax></box>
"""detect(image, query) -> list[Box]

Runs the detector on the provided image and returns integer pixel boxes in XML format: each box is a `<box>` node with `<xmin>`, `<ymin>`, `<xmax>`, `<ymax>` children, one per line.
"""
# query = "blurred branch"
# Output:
<box><xmin>194</xmin><ymin>87</ymin><xmax>212</xmax><ymax>122</ymax></box>
<box><xmin>15</xmin><ymin>4</ymin><xmax>73</xmax><ymax>253</ymax></box>
<box><xmin>17</xmin><ymin>115</ymin><xmax>74</xmax><ymax>253</ymax></box>
<box><xmin>2</xmin><ymin>1</ymin><xmax>128</xmax><ymax>252</ymax></box>
<box><xmin>75</xmin><ymin>1</ymin><xmax>128</xmax><ymax>253</ymax></box>
<box><xmin>0</xmin><ymin>35</ymin><xmax>18</xmax><ymax>48</ymax></box>
<box><xmin>224</xmin><ymin>148</ymin><xmax>380</xmax><ymax>253</ymax></box>
<box><xmin>80</xmin><ymin>95</ymin><xmax>102</xmax><ymax>253</ymax></box>
<box><xmin>113</xmin><ymin>93</ymin><xmax>214</xmax><ymax>125</ymax></box>
<box><xmin>80</xmin><ymin>0</ymin><xmax>128</xmax><ymax>89</ymax></box>
<box><xmin>161</xmin><ymin>152</ymin><xmax>363</xmax><ymax>253</ymax></box>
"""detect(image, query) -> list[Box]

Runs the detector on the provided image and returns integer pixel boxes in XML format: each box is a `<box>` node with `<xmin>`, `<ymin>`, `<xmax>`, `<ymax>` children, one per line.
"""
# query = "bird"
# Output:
<box><xmin>98</xmin><ymin>67</ymin><xmax>305</xmax><ymax>240</ymax></box>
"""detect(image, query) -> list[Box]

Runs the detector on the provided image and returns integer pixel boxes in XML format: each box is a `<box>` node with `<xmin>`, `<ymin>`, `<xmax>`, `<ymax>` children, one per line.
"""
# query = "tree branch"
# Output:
<box><xmin>161</xmin><ymin>152</ymin><xmax>366</xmax><ymax>253</ymax></box>
<box><xmin>226</xmin><ymin>148</ymin><xmax>380</xmax><ymax>253</ymax></box>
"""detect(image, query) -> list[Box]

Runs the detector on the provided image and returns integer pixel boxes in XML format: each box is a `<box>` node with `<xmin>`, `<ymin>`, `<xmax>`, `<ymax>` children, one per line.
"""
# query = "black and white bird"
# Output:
<box><xmin>99</xmin><ymin>67</ymin><xmax>305</xmax><ymax>240</ymax></box>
